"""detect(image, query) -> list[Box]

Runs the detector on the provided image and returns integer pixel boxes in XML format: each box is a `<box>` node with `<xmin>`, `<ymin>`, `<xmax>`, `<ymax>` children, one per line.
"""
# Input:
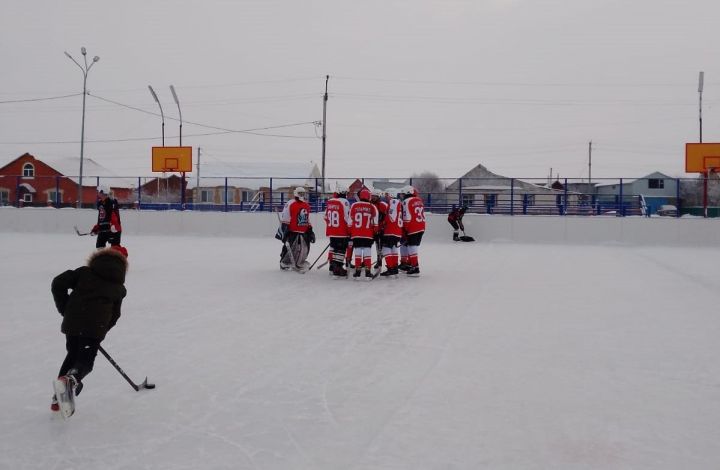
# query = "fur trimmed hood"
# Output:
<box><xmin>88</xmin><ymin>247</ymin><xmax>128</xmax><ymax>284</ymax></box>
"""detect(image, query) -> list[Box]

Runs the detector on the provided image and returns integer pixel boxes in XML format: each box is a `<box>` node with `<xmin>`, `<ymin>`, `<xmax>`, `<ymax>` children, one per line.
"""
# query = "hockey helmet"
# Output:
<box><xmin>335</xmin><ymin>183</ymin><xmax>348</xmax><ymax>198</ymax></box>
<box><xmin>371</xmin><ymin>188</ymin><xmax>384</xmax><ymax>199</ymax></box>
<box><xmin>358</xmin><ymin>188</ymin><xmax>371</xmax><ymax>201</ymax></box>
<box><xmin>293</xmin><ymin>186</ymin><xmax>306</xmax><ymax>201</ymax></box>
<box><xmin>404</xmin><ymin>185</ymin><xmax>416</xmax><ymax>197</ymax></box>
<box><xmin>97</xmin><ymin>184</ymin><xmax>111</xmax><ymax>196</ymax></box>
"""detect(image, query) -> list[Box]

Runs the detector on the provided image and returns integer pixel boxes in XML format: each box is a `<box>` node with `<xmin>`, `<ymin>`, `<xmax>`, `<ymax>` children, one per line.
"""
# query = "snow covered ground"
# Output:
<box><xmin>2</xmin><ymin>212</ymin><xmax>720</xmax><ymax>469</ymax></box>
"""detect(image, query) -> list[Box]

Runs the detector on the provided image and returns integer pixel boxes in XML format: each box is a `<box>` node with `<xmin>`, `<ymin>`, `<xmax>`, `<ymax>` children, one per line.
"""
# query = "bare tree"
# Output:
<box><xmin>411</xmin><ymin>171</ymin><xmax>444</xmax><ymax>196</ymax></box>
<box><xmin>680</xmin><ymin>173</ymin><xmax>720</xmax><ymax>207</ymax></box>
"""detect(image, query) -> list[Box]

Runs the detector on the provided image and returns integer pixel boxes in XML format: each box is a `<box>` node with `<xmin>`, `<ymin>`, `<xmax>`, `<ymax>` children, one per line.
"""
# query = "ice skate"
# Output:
<box><xmin>52</xmin><ymin>374</ymin><xmax>78</xmax><ymax>419</ymax></box>
<box><xmin>406</xmin><ymin>266</ymin><xmax>420</xmax><ymax>277</ymax></box>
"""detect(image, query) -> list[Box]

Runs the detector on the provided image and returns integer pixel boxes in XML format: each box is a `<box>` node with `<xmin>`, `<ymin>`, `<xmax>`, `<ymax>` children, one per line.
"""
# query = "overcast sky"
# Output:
<box><xmin>1</xmin><ymin>0</ymin><xmax>718</xmax><ymax>181</ymax></box>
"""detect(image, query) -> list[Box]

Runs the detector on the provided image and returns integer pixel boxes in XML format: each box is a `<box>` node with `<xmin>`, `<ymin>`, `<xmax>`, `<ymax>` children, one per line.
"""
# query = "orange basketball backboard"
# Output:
<box><xmin>152</xmin><ymin>146</ymin><xmax>192</xmax><ymax>172</ymax></box>
<box><xmin>686</xmin><ymin>143</ymin><xmax>720</xmax><ymax>173</ymax></box>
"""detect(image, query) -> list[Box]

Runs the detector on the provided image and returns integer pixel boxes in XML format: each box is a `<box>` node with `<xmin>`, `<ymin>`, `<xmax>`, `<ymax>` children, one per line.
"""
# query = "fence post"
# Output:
<box><xmin>55</xmin><ymin>176</ymin><xmax>60</xmax><ymax>207</ymax></box>
<box><xmin>269</xmin><ymin>178</ymin><xmax>273</xmax><ymax>212</ymax></box>
<box><xmin>224</xmin><ymin>177</ymin><xmax>228</xmax><ymax>212</ymax></box>
<box><xmin>676</xmin><ymin>178</ymin><xmax>681</xmax><ymax>217</ymax></box>
<box><xmin>619</xmin><ymin>178</ymin><xmax>624</xmax><ymax>216</ymax></box>
<box><xmin>137</xmin><ymin>177</ymin><xmax>142</xmax><ymax>210</ymax></box>
<box><xmin>510</xmin><ymin>179</ymin><xmax>515</xmax><ymax>215</ymax></box>
<box><xmin>15</xmin><ymin>176</ymin><xmax>20</xmax><ymax>207</ymax></box>
<box><xmin>459</xmin><ymin>178</ymin><xmax>463</xmax><ymax>207</ymax></box>
<box><xmin>563</xmin><ymin>178</ymin><xmax>568</xmax><ymax>215</ymax></box>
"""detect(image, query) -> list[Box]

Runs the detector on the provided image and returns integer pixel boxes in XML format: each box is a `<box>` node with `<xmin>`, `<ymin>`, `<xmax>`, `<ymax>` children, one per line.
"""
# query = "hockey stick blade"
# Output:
<box><xmin>140</xmin><ymin>377</ymin><xmax>156</xmax><ymax>390</ymax></box>
<box><xmin>74</xmin><ymin>225</ymin><xmax>90</xmax><ymax>236</ymax></box>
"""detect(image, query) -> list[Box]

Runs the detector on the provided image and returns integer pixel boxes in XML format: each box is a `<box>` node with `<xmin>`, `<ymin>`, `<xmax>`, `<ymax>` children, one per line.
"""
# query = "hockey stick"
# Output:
<box><xmin>307</xmin><ymin>242</ymin><xmax>330</xmax><ymax>271</ymax></box>
<box><xmin>98</xmin><ymin>345</ymin><xmax>155</xmax><ymax>392</ymax></box>
<box><xmin>74</xmin><ymin>225</ymin><xmax>91</xmax><ymax>236</ymax></box>
<box><xmin>459</xmin><ymin>230</ymin><xmax>475</xmax><ymax>242</ymax></box>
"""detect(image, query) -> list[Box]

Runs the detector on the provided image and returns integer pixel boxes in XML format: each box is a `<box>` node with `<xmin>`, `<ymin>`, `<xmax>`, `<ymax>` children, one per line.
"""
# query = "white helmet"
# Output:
<box><xmin>335</xmin><ymin>183</ymin><xmax>348</xmax><ymax>197</ymax></box>
<box><xmin>293</xmin><ymin>186</ymin><xmax>306</xmax><ymax>201</ymax></box>
<box><xmin>371</xmin><ymin>188</ymin><xmax>384</xmax><ymax>198</ymax></box>
<box><xmin>97</xmin><ymin>184</ymin><xmax>111</xmax><ymax>195</ymax></box>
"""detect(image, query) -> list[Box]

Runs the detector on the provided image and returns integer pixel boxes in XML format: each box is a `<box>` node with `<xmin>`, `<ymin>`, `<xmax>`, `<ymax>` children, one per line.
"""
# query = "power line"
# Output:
<box><xmin>87</xmin><ymin>93</ymin><xmax>320</xmax><ymax>138</ymax></box>
<box><xmin>0</xmin><ymin>93</ymin><xmax>83</xmax><ymax>104</ymax></box>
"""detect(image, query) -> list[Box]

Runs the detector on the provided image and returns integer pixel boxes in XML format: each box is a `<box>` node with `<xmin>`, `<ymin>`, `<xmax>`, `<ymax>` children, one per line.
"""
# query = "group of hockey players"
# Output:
<box><xmin>278</xmin><ymin>184</ymin><xmax>426</xmax><ymax>279</ymax></box>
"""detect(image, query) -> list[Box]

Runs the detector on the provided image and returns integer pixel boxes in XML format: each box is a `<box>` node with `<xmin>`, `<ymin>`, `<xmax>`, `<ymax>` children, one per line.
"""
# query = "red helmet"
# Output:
<box><xmin>358</xmin><ymin>188</ymin><xmax>371</xmax><ymax>201</ymax></box>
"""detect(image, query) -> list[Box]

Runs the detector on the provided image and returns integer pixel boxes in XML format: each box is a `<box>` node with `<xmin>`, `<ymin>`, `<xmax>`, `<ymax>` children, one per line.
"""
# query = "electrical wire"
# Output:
<box><xmin>0</xmin><ymin>93</ymin><xmax>83</xmax><ymax>104</ymax></box>
<box><xmin>87</xmin><ymin>93</ymin><xmax>319</xmax><ymax>138</ymax></box>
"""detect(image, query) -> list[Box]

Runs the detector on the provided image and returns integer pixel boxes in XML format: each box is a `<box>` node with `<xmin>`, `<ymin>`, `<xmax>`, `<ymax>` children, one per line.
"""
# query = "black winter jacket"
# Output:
<box><xmin>51</xmin><ymin>248</ymin><xmax>128</xmax><ymax>340</ymax></box>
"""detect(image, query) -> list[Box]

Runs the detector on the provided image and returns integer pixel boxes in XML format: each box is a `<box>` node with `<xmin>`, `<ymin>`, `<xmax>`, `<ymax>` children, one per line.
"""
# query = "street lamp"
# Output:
<box><xmin>65</xmin><ymin>47</ymin><xmax>100</xmax><ymax>208</ymax></box>
<box><xmin>169</xmin><ymin>85</ymin><xmax>186</xmax><ymax>206</ymax></box>
<box><xmin>169</xmin><ymin>85</ymin><xmax>182</xmax><ymax>146</ymax></box>
<box><xmin>148</xmin><ymin>85</ymin><xmax>165</xmax><ymax>146</ymax></box>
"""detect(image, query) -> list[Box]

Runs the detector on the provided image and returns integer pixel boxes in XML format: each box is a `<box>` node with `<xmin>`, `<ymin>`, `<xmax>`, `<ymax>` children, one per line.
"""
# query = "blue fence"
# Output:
<box><xmin>2</xmin><ymin>174</ymin><xmax>715</xmax><ymax>217</ymax></box>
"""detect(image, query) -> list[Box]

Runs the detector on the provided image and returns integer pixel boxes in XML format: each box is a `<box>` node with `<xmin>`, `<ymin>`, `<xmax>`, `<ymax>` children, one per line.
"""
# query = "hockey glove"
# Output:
<box><xmin>90</xmin><ymin>224</ymin><xmax>100</xmax><ymax>235</ymax></box>
<box><xmin>307</xmin><ymin>227</ymin><xmax>316</xmax><ymax>244</ymax></box>
<box><xmin>281</xmin><ymin>224</ymin><xmax>290</xmax><ymax>243</ymax></box>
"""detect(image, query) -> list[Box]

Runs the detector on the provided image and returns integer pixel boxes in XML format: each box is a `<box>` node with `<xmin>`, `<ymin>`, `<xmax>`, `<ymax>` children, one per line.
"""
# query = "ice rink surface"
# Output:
<box><xmin>1</xmin><ymin>231</ymin><xmax>720</xmax><ymax>469</ymax></box>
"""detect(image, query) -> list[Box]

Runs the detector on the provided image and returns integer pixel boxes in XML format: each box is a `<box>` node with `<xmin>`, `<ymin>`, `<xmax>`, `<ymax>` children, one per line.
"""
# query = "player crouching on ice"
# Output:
<box><xmin>278</xmin><ymin>186</ymin><xmax>315</xmax><ymax>271</ymax></box>
<box><xmin>50</xmin><ymin>245</ymin><xmax>129</xmax><ymax>418</ymax></box>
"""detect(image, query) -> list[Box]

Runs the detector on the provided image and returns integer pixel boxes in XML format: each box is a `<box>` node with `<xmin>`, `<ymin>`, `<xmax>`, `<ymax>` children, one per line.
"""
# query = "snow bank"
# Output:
<box><xmin>2</xmin><ymin>207</ymin><xmax>719</xmax><ymax>246</ymax></box>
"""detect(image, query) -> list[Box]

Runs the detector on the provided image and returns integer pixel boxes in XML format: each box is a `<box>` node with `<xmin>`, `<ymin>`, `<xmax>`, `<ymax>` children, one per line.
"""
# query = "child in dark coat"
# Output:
<box><xmin>50</xmin><ymin>245</ymin><xmax>128</xmax><ymax>416</ymax></box>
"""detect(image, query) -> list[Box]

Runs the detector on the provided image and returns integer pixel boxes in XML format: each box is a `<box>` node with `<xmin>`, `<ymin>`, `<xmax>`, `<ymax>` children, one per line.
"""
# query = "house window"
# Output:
<box><xmin>0</xmin><ymin>190</ymin><xmax>9</xmax><ymax>206</ymax></box>
<box><xmin>241</xmin><ymin>190</ymin><xmax>252</xmax><ymax>202</ymax></box>
<box><xmin>222</xmin><ymin>190</ymin><xmax>234</xmax><ymax>203</ymax></box>
<box><xmin>648</xmin><ymin>179</ymin><xmax>664</xmax><ymax>189</ymax></box>
<box><xmin>48</xmin><ymin>190</ymin><xmax>62</xmax><ymax>203</ymax></box>
<box><xmin>22</xmin><ymin>163</ymin><xmax>35</xmax><ymax>177</ymax></box>
<box><xmin>461</xmin><ymin>194</ymin><xmax>474</xmax><ymax>206</ymax></box>
<box><xmin>23</xmin><ymin>193</ymin><xmax>33</xmax><ymax>203</ymax></box>
<box><xmin>200</xmin><ymin>190</ymin><xmax>213</xmax><ymax>203</ymax></box>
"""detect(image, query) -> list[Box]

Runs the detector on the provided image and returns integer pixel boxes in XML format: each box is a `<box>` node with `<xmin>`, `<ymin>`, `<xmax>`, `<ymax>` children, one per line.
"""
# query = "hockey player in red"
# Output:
<box><xmin>91</xmin><ymin>186</ymin><xmax>122</xmax><ymax>248</ymax></box>
<box><xmin>349</xmin><ymin>187</ymin><xmax>379</xmax><ymax>279</ymax></box>
<box><xmin>401</xmin><ymin>186</ymin><xmax>425</xmax><ymax>276</ymax></box>
<box><xmin>370</xmin><ymin>188</ymin><xmax>388</xmax><ymax>268</ymax></box>
<box><xmin>379</xmin><ymin>191</ymin><xmax>404</xmax><ymax>278</ymax></box>
<box><xmin>279</xmin><ymin>187</ymin><xmax>315</xmax><ymax>270</ymax></box>
<box><xmin>324</xmin><ymin>186</ymin><xmax>352</xmax><ymax>277</ymax></box>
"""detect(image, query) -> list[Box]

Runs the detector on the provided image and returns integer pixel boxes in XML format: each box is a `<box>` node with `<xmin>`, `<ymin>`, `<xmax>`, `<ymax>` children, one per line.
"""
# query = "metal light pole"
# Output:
<box><xmin>321</xmin><ymin>75</ymin><xmax>329</xmax><ymax>193</ymax></box>
<box><xmin>169</xmin><ymin>85</ymin><xmax>182</xmax><ymax>146</ymax></box>
<box><xmin>169</xmin><ymin>85</ymin><xmax>185</xmax><ymax>206</ymax></box>
<box><xmin>65</xmin><ymin>47</ymin><xmax>100</xmax><ymax>208</ymax></box>
<box><xmin>699</xmin><ymin>71</ymin><xmax>707</xmax><ymax>217</ymax></box>
<box><xmin>698</xmin><ymin>71</ymin><xmax>704</xmax><ymax>143</ymax></box>
<box><xmin>148</xmin><ymin>85</ymin><xmax>165</xmax><ymax>146</ymax></box>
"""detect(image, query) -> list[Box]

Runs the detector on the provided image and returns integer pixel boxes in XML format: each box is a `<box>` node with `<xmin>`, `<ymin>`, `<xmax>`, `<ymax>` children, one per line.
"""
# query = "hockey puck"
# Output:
<box><xmin>145</xmin><ymin>383</ymin><xmax>156</xmax><ymax>389</ymax></box>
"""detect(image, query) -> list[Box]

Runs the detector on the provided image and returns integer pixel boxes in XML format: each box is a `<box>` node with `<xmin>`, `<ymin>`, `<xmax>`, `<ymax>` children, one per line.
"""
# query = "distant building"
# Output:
<box><xmin>0</xmin><ymin>153</ymin><xmax>132</xmax><ymax>207</ymax></box>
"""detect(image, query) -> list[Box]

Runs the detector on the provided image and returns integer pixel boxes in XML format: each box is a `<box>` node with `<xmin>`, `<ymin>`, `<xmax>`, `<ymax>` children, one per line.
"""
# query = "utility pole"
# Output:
<box><xmin>699</xmin><ymin>71</ymin><xmax>704</xmax><ymax>143</ymax></box>
<box><xmin>321</xmin><ymin>75</ymin><xmax>329</xmax><ymax>193</ymax></box>
<box><xmin>588</xmin><ymin>141</ymin><xmax>592</xmax><ymax>191</ymax></box>
<box><xmin>699</xmin><ymin>71</ymin><xmax>707</xmax><ymax>217</ymax></box>
<box><xmin>196</xmin><ymin>147</ymin><xmax>201</xmax><ymax>202</ymax></box>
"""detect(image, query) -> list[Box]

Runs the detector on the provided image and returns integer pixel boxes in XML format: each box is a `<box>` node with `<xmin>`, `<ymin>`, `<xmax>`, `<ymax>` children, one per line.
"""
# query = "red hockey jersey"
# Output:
<box><xmin>324</xmin><ymin>197</ymin><xmax>351</xmax><ymax>237</ymax></box>
<box><xmin>383</xmin><ymin>198</ymin><xmax>404</xmax><ymax>237</ymax></box>
<box><xmin>402</xmin><ymin>196</ymin><xmax>425</xmax><ymax>235</ymax></box>
<box><xmin>281</xmin><ymin>199</ymin><xmax>312</xmax><ymax>233</ymax></box>
<box><xmin>349</xmin><ymin>201</ymin><xmax>378</xmax><ymax>239</ymax></box>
